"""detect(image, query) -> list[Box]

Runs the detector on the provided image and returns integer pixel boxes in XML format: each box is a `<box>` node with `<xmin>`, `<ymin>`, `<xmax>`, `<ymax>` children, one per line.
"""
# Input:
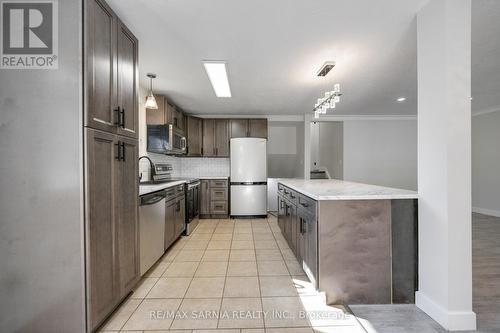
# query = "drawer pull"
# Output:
<box><xmin>300</xmin><ymin>201</ymin><xmax>309</xmax><ymax>207</ymax></box>
<box><xmin>290</xmin><ymin>193</ymin><xmax>296</xmax><ymax>199</ymax></box>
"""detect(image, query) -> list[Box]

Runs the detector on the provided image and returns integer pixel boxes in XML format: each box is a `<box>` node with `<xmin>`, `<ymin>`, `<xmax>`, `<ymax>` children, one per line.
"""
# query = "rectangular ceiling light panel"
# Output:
<box><xmin>203</xmin><ymin>61</ymin><xmax>232</xmax><ymax>98</ymax></box>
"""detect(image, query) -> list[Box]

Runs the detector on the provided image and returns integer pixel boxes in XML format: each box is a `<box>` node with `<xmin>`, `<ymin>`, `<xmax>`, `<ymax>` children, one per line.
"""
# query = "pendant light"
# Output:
<box><xmin>145</xmin><ymin>73</ymin><xmax>158</xmax><ymax>109</ymax></box>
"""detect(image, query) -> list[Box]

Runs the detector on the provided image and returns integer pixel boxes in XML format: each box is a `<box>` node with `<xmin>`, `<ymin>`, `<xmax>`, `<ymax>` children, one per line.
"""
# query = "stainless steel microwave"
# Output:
<box><xmin>147</xmin><ymin>124</ymin><xmax>186</xmax><ymax>155</ymax></box>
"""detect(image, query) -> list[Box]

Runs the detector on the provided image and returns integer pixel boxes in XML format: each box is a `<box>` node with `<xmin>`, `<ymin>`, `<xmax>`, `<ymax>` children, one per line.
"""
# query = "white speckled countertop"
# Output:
<box><xmin>139</xmin><ymin>180</ymin><xmax>186</xmax><ymax>196</ymax></box>
<box><xmin>278</xmin><ymin>179</ymin><xmax>418</xmax><ymax>201</ymax></box>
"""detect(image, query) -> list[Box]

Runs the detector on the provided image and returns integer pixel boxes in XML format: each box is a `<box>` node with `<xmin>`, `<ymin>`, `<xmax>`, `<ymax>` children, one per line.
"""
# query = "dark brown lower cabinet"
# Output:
<box><xmin>85</xmin><ymin>128</ymin><xmax>139</xmax><ymax>331</ymax></box>
<box><xmin>165</xmin><ymin>187</ymin><xmax>186</xmax><ymax>250</ymax></box>
<box><xmin>175</xmin><ymin>195</ymin><xmax>186</xmax><ymax>236</ymax></box>
<box><xmin>165</xmin><ymin>197</ymin><xmax>177</xmax><ymax>249</ymax></box>
<box><xmin>199</xmin><ymin>179</ymin><xmax>229</xmax><ymax>218</ymax></box>
<box><xmin>278</xmin><ymin>186</ymin><xmax>318</xmax><ymax>288</ymax></box>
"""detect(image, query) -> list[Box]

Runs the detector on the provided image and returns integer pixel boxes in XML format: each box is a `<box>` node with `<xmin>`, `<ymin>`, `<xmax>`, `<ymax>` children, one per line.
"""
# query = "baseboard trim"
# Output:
<box><xmin>415</xmin><ymin>291</ymin><xmax>477</xmax><ymax>331</ymax></box>
<box><xmin>472</xmin><ymin>206</ymin><xmax>500</xmax><ymax>218</ymax></box>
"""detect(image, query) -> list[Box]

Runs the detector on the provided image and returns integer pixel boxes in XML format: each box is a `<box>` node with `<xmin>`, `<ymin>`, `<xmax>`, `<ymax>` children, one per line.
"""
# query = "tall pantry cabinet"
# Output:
<box><xmin>84</xmin><ymin>0</ymin><xmax>140</xmax><ymax>331</ymax></box>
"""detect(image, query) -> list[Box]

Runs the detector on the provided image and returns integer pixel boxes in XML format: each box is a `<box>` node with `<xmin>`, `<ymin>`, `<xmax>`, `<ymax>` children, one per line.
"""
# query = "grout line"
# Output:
<box><xmin>216</xmin><ymin>218</ymin><xmax>232</xmax><ymax>329</ymax></box>
<box><xmin>253</xmin><ymin>216</ymin><xmax>266</xmax><ymax>329</ymax></box>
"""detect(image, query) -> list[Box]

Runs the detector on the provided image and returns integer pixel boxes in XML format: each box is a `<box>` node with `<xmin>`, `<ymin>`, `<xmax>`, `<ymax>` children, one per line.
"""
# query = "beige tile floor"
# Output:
<box><xmin>99</xmin><ymin>216</ymin><xmax>365</xmax><ymax>333</ymax></box>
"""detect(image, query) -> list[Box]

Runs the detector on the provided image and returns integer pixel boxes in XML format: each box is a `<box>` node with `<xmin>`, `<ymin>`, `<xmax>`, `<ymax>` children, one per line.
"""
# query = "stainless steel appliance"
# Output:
<box><xmin>185</xmin><ymin>179</ymin><xmax>200</xmax><ymax>235</ymax></box>
<box><xmin>146</xmin><ymin>124</ymin><xmax>186</xmax><ymax>155</ymax></box>
<box><xmin>139</xmin><ymin>190</ymin><xmax>166</xmax><ymax>275</ymax></box>
<box><xmin>230</xmin><ymin>137</ymin><xmax>268</xmax><ymax>217</ymax></box>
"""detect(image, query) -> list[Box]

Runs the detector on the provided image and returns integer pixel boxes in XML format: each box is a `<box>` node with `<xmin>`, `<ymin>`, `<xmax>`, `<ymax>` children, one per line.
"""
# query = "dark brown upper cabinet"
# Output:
<box><xmin>229</xmin><ymin>119</ymin><xmax>248</xmax><ymax>138</ymax></box>
<box><xmin>145</xmin><ymin>95</ymin><xmax>166</xmax><ymax>125</ymax></box>
<box><xmin>116</xmin><ymin>19</ymin><xmax>139</xmax><ymax>138</ymax></box>
<box><xmin>229</xmin><ymin>119</ymin><xmax>268</xmax><ymax>139</ymax></box>
<box><xmin>85</xmin><ymin>0</ymin><xmax>138</xmax><ymax>139</ymax></box>
<box><xmin>202</xmin><ymin>119</ymin><xmax>229</xmax><ymax>157</ymax></box>
<box><xmin>248</xmin><ymin>119</ymin><xmax>268</xmax><ymax>138</ymax></box>
<box><xmin>186</xmin><ymin>116</ymin><xmax>203</xmax><ymax>156</ymax></box>
<box><xmin>146</xmin><ymin>96</ymin><xmax>185</xmax><ymax>131</ymax></box>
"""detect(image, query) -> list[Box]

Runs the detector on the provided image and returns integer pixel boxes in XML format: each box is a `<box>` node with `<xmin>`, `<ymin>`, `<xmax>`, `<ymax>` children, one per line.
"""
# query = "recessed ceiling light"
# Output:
<box><xmin>317</xmin><ymin>61</ymin><xmax>336</xmax><ymax>77</ymax></box>
<box><xmin>397</xmin><ymin>97</ymin><xmax>406</xmax><ymax>102</ymax></box>
<box><xmin>203</xmin><ymin>61</ymin><xmax>231</xmax><ymax>98</ymax></box>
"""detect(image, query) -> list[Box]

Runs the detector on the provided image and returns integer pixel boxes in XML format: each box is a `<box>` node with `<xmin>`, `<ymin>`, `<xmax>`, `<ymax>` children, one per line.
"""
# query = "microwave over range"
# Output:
<box><xmin>147</xmin><ymin>124</ymin><xmax>186</xmax><ymax>155</ymax></box>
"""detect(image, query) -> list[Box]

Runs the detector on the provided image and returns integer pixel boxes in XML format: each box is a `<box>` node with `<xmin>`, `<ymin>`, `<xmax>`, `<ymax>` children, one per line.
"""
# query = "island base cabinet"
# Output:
<box><xmin>318</xmin><ymin>200</ymin><xmax>392</xmax><ymax>305</ymax></box>
<box><xmin>297</xmin><ymin>209</ymin><xmax>318</xmax><ymax>288</ymax></box>
<box><xmin>277</xmin><ymin>182</ymin><xmax>418</xmax><ymax>306</ymax></box>
<box><xmin>85</xmin><ymin>128</ymin><xmax>139</xmax><ymax>331</ymax></box>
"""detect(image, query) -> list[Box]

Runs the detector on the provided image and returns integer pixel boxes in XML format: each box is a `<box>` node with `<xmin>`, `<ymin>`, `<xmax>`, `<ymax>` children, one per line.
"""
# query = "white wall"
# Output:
<box><xmin>267</xmin><ymin>121</ymin><xmax>304</xmax><ymax>178</ymax></box>
<box><xmin>343</xmin><ymin>120</ymin><xmax>418</xmax><ymax>190</ymax></box>
<box><xmin>318</xmin><ymin>122</ymin><xmax>344</xmax><ymax>179</ymax></box>
<box><xmin>0</xmin><ymin>0</ymin><xmax>85</xmax><ymax>331</ymax></box>
<box><xmin>472</xmin><ymin>111</ymin><xmax>500</xmax><ymax>216</ymax></box>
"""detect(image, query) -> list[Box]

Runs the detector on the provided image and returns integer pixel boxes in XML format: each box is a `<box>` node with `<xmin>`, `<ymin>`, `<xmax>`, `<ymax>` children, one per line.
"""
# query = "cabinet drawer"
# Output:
<box><xmin>283</xmin><ymin>187</ymin><xmax>297</xmax><ymax>205</ymax></box>
<box><xmin>297</xmin><ymin>194</ymin><xmax>316</xmax><ymax>214</ymax></box>
<box><xmin>165</xmin><ymin>188</ymin><xmax>177</xmax><ymax>202</ymax></box>
<box><xmin>210</xmin><ymin>179</ymin><xmax>228</xmax><ymax>188</ymax></box>
<box><xmin>211</xmin><ymin>201</ymin><xmax>228</xmax><ymax>215</ymax></box>
<box><xmin>211</xmin><ymin>187</ymin><xmax>228</xmax><ymax>201</ymax></box>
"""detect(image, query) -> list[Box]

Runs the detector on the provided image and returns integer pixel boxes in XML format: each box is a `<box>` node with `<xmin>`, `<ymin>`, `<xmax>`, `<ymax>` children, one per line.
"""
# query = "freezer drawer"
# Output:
<box><xmin>230</xmin><ymin>184</ymin><xmax>267</xmax><ymax>216</ymax></box>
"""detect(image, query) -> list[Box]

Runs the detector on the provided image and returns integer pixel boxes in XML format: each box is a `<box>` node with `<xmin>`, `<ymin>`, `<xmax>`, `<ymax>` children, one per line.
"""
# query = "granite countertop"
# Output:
<box><xmin>139</xmin><ymin>180</ymin><xmax>186</xmax><ymax>196</ymax></box>
<box><xmin>278</xmin><ymin>179</ymin><xmax>418</xmax><ymax>201</ymax></box>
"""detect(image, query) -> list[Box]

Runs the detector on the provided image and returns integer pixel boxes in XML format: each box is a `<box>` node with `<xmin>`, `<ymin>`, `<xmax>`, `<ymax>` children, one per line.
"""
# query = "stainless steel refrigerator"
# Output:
<box><xmin>230</xmin><ymin>137</ymin><xmax>267</xmax><ymax>217</ymax></box>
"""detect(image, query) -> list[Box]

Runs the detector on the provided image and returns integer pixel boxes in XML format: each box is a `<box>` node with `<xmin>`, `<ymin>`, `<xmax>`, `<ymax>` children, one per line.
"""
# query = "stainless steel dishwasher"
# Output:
<box><xmin>139</xmin><ymin>190</ymin><xmax>166</xmax><ymax>276</ymax></box>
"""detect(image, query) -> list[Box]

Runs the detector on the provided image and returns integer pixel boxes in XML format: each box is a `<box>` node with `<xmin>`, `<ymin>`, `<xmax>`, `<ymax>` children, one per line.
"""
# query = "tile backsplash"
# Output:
<box><xmin>139</xmin><ymin>153</ymin><xmax>230</xmax><ymax>181</ymax></box>
<box><xmin>181</xmin><ymin>157</ymin><xmax>230</xmax><ymax>178</ymax></box>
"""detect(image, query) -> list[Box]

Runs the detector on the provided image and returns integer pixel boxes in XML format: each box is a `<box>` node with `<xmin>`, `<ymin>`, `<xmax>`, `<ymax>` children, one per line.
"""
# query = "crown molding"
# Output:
<box><xmin>192</xmin><ymin>114</ymin><xmax>305</xmax><ymax>122</ymax></box>
<box><xmin>312</xmin><ymin>114</ymin><xmax>417</xmax><ymax>121</ymax></box>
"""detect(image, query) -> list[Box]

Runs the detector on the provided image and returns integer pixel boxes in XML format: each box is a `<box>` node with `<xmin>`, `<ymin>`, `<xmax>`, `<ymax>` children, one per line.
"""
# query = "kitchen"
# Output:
<box><xmin>1</xmin><ymin>0</ymin><xmax>499</xmax><ymax>333</ymax></box>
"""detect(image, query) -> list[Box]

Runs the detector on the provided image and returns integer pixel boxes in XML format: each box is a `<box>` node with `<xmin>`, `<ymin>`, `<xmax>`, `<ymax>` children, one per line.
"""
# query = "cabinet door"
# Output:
<box><xmin>215</xmin><ymin>119</ymin><xmax>229</xmax><ymax>156</ymax></box>
<box><xmin>305</xmin><ymin>213</ymin><xmax>318</xmax><ymax>287</ymax></box>
<box><xmin>290</xmin><ymin>204</ymin><xmax>297</xmax><ymax>254</ymax></box>
<box><xmin>200</xmin><ymin>180</ymin><xmax>211</xmax><ymax>215</ymax></box>
<box><xmin>175</xmin><ymin>108</ymin><xmax>184</xmax><ymax>130</ymax></box>
<box><xmin>116</xmin><ymin>137</ymin><xmax>139</xmax><ymax>297</ymax></box>
<box><xmin>284</xmin><ymin>203</ymin><xmax>292</xmax><ymax>243</ymax></box>
<box><xmin>165</xmin><ymin>199</ymin><xmax>176</xmax><ymax>249</ymax></box>
<box><xmin>175</xmin><ymin>196</ymin><xmax>186</xmax><ymax>236</ymax></box>
<box><xmin>248</xmin><ymin>119</ymin><xmax>268</xmax><ymax>138</ymax></box>
<box><xmin>202</xmin><ymin>119</ymin><xmax>216</xmax><ymax>157</ymax></box>
<box><xmin>229</xmin><ymin>119</ymin><xmax>248</xmax><ymax>138</ymax></box>
<box><xmin>278</xmin><ymin>196</ymin><xmax>286</xmax><ymax>233</ymax></box>
<box><xmin>146</xmin><ymin>95</ymin><xmax>166</xmax><ymax>125</ymax></box>
<box><xmin>85</xmin><ymin>0</ymin><xmax>117</xmax><ymax>134</ymax></box>
<box><xmin>116</xmin><ymin>20</ymin><xmax>138</xmax><ymax>138</ymax></box>
<box><xmin>85</xmin><ymin>129</ymin><xmax>118</xmax><ymax>330</ymax></box>
<box><xmin>186</xmin><ymin>116</ymin><xmax>202</xmax><ymax>156</ymax></box>
<box><xmin>296</xmin><ymin>214</ymin><xmax>306</xmax><ymax>264</ymax></box>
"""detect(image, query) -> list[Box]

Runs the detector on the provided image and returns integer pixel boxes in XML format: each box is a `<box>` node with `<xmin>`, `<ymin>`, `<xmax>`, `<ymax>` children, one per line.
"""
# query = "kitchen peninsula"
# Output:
<box><xmin>277</xmin><ymin>179</ymin><xmax>418</xmax><ymax>305</ymax></box>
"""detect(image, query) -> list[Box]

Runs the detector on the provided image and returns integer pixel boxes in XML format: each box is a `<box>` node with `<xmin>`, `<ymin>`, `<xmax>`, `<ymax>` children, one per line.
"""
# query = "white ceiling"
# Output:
<box><xmin>107</xmin><ymin>0</ymin><xmax>499</xmax><ymax>116</ymax></box>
